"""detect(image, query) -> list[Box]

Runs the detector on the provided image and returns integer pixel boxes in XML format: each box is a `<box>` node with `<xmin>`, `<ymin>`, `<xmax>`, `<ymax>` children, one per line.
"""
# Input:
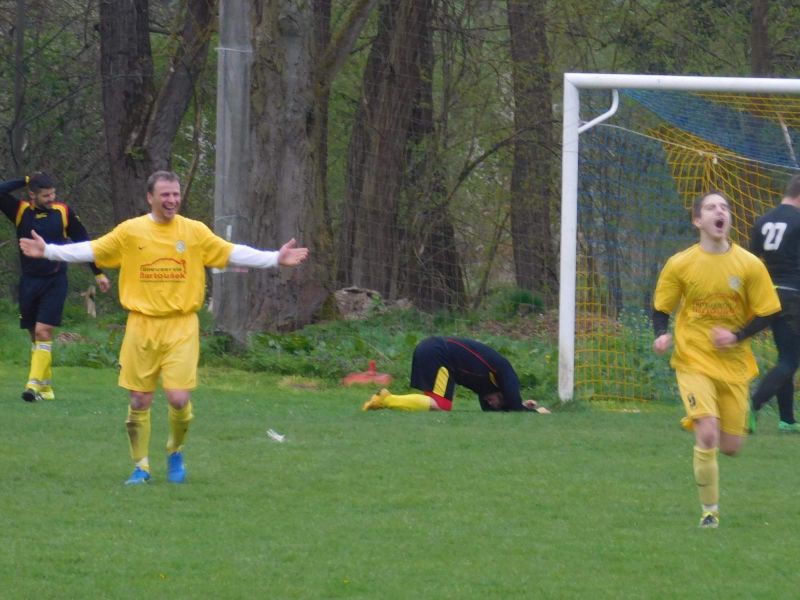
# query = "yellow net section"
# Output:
<box><xmin>651</xmin><ymin>125</ymin><xmax>785</xmax><ymax>243</ymax></box>
<box><xmin>575</xmin><ymin>91</ymin><xmax>798</xmax><ymax>403</ymax></box>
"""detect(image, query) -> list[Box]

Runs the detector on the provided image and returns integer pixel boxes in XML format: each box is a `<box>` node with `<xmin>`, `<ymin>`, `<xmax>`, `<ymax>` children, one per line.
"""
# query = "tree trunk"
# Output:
<box><xmin>99</xmin><ymin>0</ymin><xmax>216</xmax><ymax>223</ymax></box>
<box><xmin>395</xmin><ymin>0</ymin><xmax>465</xmax><ymax>311</ymax></box>
<box><xmin>507</xmin><ymin>0</ymin><xmax>557</xmax><ymax>304</ymax></box>
<box><xmin>750</xmin><ymin>0</ymin><xmax>769</xmax><ymax>76</ymax></box>
<box><xmin>233</xmin><ymin>0</ymin><xmax>375</xmax><ymax>333</ymax></box>
<box><xmin>10</xmin><ymin>0</ymin><xmax>26</xmax><ymax>171</ymax></box>
<box><xmin>337</xmin><ymin>0</ymin><xmax>433</xmax><ymax>301</ymax></box>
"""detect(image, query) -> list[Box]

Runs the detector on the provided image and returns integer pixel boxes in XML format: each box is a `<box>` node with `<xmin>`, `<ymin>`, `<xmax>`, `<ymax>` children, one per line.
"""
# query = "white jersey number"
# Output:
<box><xmin>762</xmin><ymin>221</ymin><xmax>787</xmax><ymax>251</ymax></box>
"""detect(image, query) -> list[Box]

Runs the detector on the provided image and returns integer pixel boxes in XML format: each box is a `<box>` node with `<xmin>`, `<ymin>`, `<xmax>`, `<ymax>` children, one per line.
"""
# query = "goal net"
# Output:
<box><xmin>559</xmin><ymin>74</ymin><xmax>800</xmax><ymax>403</ymax></box>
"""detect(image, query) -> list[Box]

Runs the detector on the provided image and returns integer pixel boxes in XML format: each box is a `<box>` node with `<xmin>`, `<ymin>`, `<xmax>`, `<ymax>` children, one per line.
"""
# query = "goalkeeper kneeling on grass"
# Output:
<box><xmin>362</xmin><ymin>336</ymin><xmax>550</xmax><ymax>414</ymax></box>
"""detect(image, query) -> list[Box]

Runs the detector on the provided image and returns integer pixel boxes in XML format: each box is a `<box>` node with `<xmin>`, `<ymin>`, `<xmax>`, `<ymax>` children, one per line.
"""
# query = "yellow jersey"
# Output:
<box><xmin>91</xmin><ymin>214</ymin><xmax>234</xmax><ymax>316</ymax></box>
<box><xmin>654</xmin><ymin>242</ymin><xmax>780</xmax><ymax>382</ymax></box>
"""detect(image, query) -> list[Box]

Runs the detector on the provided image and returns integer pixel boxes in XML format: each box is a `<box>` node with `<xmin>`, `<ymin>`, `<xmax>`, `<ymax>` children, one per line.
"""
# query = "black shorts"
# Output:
<box><xmin>410</xmin><ymin>337</ymin><xmax>456</xmax><ymax>401</ymax></box>
<box><xmin>18</xmin><ymin>272</ymin><xmax>68</xmax><ymax>329</ymax></box>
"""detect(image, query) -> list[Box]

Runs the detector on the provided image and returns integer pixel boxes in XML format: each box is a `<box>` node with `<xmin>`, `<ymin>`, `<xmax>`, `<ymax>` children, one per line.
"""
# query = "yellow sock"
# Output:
<box><xmin>27</xmin><ymin>342</ymin><xmax>52</xmax><ymax>390</ymax></box>
<box><xmin>382</xmin><ymin>392</ymin><xmax>432</xmax><ymax>411</ymax></box>
<box><xmin>40</xmin><ymin>345</ymin><xmax>53</xmax><ymax>397</ymax></box>
<box><xmin>167</xmin><ymin>402</ymin><xmax>193</xmax><ymax>453</ymax></box>
<box><xmin>693</xmin><ymin>445</ymin><xmax>719</xmax><ymax>507</ymax></box>
<box><xmin>126</xmin><ymin>407</ymin><xmax>151</xmax><ymax>467</ymax></box>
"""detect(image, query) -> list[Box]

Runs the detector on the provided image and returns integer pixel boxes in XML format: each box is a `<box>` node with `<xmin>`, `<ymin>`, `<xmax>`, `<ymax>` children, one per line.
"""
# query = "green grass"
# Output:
<box><xmin>2</xmin><ymin>359</ymin><xmax>800</xmax><ymax>599</ymax></box>
<box><xmin>0</xmin><ymin>295</ymin><xmax>562</xmax><ymax>405</ymax></box>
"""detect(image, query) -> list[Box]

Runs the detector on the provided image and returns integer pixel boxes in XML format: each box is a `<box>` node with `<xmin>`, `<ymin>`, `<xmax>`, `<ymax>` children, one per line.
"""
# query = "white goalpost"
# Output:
<box><xmin>558</xmin><ymin>73</ymin><xmax>800</xmax><ymax>403</ymax></box>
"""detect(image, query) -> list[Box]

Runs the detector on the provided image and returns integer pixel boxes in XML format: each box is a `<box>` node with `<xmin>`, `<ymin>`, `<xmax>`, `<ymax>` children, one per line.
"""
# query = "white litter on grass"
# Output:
<box><xmin>266</xmin><ymin>429</ymin><xmax>286</xmax><ymax>443</ymax></box>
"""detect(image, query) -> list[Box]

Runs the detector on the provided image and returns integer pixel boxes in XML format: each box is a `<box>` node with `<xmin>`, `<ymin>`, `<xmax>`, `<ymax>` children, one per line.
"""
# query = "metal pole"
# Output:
<box><xmin>558</xmin><ymin>77</ymin><xmax>580</xmax><ymax>402</ymax></box>
<box><xmin>211</xmin><ymin>0</ymin><xmax>253</xmax><ymax>343</ymax></box>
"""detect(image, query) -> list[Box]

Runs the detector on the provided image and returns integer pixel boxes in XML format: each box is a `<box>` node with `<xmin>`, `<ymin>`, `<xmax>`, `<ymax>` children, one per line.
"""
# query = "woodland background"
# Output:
<box><xmin>1</xmin><ymin>0</ymin><xmax>798</xmax><ymax>341</ymax></box>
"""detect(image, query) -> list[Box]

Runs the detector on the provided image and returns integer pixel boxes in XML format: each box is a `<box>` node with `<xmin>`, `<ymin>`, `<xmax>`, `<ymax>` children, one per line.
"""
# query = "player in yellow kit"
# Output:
<box><xmin>20</xmin><ymin>171</ymin><xmax>309</xmax><ymax>485</ymax></box>
<box><xmin>652</xmin><ymin>190</ymin><xmax>780</xmax><ymax>528</ymax></box>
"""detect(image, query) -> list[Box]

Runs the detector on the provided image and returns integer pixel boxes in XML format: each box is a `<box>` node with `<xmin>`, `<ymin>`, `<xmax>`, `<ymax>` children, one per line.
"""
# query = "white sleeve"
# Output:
<box><xmin>43</xmin><ymin>241</ymin><xmax>95</xmax><ymax>263</ymax></box>
<box><xmin>228</xmin><ymin>244</ymin><xmax>279</xmax><ymax>269</ymax></box>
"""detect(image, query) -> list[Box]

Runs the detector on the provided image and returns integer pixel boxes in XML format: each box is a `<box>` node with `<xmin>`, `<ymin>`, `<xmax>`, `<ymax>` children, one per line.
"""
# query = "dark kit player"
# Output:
<box><xmin>749</xmin><ymin>174</ymin><xmax>800</xmax><ymax>433</ymax></box>
<box><xmin>363</xmin><ymin>336</ymin><xmax>550</xmax><ymax>413</ymax></box>
<box><xmin>0</xmin><ymin>172</ymin><xmax>109</xmax><ymax>402</ymax></box>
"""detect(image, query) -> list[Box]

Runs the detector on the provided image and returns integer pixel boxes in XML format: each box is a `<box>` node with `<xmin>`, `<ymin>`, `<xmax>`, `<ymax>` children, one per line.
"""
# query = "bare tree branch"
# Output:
<box><xmin>316</xmin><ymin>0</ymin><xmax>378</xmax><ymax>91</ymax></box>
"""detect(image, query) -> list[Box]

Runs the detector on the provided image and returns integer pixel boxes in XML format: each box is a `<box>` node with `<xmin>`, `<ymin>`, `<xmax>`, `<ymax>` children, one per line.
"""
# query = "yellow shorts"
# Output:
<box><xmin>675</xmin><ymin>369</ymin><xmax>749</xmax><ymax>436</ymax></box>
<box><xmin>118</xmin><ymin>312</ymin><xmax>200</xmax><ymax>392</ymax></box>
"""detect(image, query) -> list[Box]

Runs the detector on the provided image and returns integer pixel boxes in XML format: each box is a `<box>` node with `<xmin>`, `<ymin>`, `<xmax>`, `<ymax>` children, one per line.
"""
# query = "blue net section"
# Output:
<box><xmin>579</xmin><ymin>123</ymin><xmax>692</xmax><ymax>318</ymax></box>
<box><xmin>622</xmin><ymin>89</ymin><xmax>800</xmax><ymax>168</ymax></box>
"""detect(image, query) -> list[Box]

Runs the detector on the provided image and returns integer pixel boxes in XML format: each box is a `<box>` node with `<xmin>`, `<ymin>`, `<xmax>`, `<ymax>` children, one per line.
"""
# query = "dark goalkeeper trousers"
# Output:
<box><xmin>752</xmin><ymin>290</ymin><xmax>800</xmax><ymax>423</ymax></box>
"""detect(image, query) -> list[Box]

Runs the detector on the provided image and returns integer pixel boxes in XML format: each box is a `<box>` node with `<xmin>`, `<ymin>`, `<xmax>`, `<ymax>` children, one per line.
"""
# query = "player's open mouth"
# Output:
<box><xmin>715</xmin><ymin>218</ymin><xmax>724</xmax><ymax>228</ymax></box>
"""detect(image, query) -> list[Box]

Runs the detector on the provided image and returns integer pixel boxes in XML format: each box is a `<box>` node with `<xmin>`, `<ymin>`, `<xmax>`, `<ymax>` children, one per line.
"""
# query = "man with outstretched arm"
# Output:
<box><xmin>20</xmin><ymin>170</ymin><xmax>309</xmax><ymax>485</ymax></box>
<box><xmin>0</xmin><ymin>172</ymin><xmax>110</xmax><ymax>402</ymax></box>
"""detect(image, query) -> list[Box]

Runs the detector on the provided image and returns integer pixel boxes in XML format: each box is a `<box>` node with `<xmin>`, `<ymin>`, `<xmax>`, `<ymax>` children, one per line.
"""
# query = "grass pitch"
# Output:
<box><xmin>2</xmin><ymin>362</ymin><xmax>799</xmax><ymax>599</ymax></box>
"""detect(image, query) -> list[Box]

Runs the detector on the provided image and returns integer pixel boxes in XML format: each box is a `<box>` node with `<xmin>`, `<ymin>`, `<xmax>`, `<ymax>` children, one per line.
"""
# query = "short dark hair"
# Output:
<box><xmin>29</xmin><ymin>171</ymin><xmax>56</xmax><ymax>192</ymax></box>
<box><xmin>479</xmin><ymin>391</ymin><xmax>506</xmax><ymax>411</ymax></box>
<box><xmin>784</xmin><ymin>174</ymin><xmax>800</xmax><ymax>199</ymax></box>
<box><xmin>147</xmin><ymin>170</ymin><xmax>180</xmax><ymax>193</ymax></box>
<box><xmin>692</xmin><ymin>189</ymin><xmax>730</xmax><ymax>219</ymax></box>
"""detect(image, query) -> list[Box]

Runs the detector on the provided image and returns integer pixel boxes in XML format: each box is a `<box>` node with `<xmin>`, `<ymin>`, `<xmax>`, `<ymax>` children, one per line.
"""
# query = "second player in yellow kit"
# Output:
<box><xmin>655</xmin><ymin>243</ymin><xmax>779</xmax><ymax>435</ymax></box>
<box><xmin>652</xmin><ymin>190</ymin><xmax>780</xmax><ymax>528</ymax></box>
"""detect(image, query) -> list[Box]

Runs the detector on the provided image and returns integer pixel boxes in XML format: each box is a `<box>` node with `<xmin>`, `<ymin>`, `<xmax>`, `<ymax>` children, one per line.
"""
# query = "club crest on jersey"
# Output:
<box><xmin>176</xmin><ymin>240</ymin><xmax>186</xmax><ymax>253</ymax></box>
<box><xmin>728</xmin><ymin>275</ymin><xmax>741</xmax><ymax>291</ymax></box>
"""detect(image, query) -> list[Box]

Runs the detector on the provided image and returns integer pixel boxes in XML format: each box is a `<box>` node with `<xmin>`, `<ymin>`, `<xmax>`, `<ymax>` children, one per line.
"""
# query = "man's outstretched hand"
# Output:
<box><xmin>278</xmin><ymin>238</ymin><xmax>309</xmax><ymax>267</ymax></box>
<box><xmin>19</xmin><ymin>230</ymin><xmax>46</xmax><ymax>258</ymax></box>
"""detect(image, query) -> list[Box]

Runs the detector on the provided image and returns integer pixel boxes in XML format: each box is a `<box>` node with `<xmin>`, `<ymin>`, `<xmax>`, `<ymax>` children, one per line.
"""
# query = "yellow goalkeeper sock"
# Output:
<box><xmin>126</xmin><ymin>407</ymin><xmax>152</xmax><ymax>467</ymax></box>
<box><xmin>167</xmin><ymin>402</ymin><xmax>193</xmax><ymax>453</ymax></box>
<box><xmin>693</xmin><ymin>445</ymin><xmax>719</xmax><ymax>507</ymax></box>
<box><xmin>27</xmin><ymin>341</ymin><xmax>52</xmax><ymax>390</ymax></box>
<box><xmin>381</xmin><ymin>391</ymin><xmax>432</xmax><ymax>411</ymax></box>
